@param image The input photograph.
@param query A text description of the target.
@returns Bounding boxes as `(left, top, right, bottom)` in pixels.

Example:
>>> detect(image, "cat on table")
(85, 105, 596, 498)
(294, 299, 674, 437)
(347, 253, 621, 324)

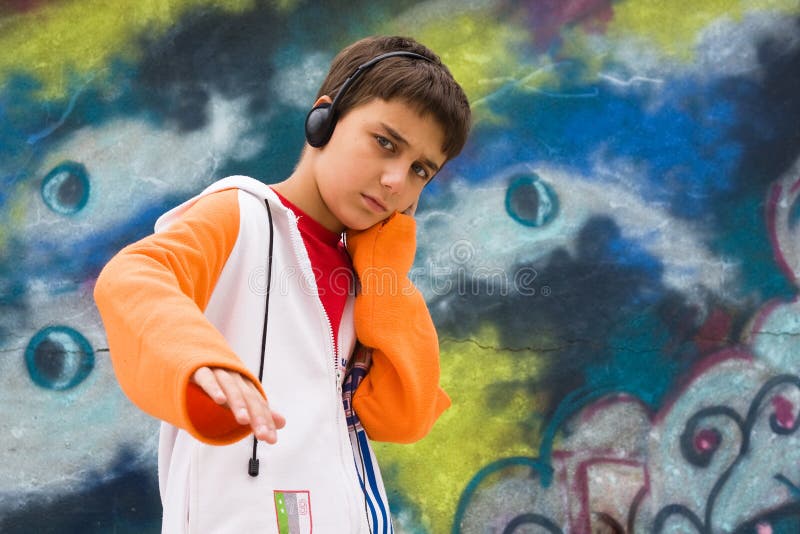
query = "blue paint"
(26, 74, 94, 145)
(789, 193, 800, 231)
(505, 172, 559, 227)
(0, 238, 28, 347)
(19, 196, 181, 289)
(0, 7, 796, 532)
(569, 215, 665, 287)
(530, 226, 678, 472)
(775, 474, 800, 498)
(25, 326, 94, 390)
(215, 106, 307, 184)
(709, 194, 794, 302)
(0, 62, 144, 212)
(452, 456, 553, 534)
(0, 447, 161, 533)
(40, 161, 90, 215)
(570, 233, 676, 395)
(450, 71, 745, 222)
(0, 76, 46, 210)
(535, 385, 620, 487)
(592, 311, 682, 407)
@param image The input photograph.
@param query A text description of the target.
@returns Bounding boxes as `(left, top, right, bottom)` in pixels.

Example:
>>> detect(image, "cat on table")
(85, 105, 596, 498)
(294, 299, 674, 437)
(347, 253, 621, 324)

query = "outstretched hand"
(191, 366, 286, 443)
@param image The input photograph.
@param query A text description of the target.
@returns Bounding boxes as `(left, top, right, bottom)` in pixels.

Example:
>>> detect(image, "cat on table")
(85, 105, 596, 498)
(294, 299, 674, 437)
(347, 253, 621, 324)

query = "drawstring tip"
(248, 457, 260, 477)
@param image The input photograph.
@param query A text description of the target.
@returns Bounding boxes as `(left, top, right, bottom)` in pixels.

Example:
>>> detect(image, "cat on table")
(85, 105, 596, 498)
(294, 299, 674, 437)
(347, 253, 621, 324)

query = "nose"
(380, 164, 406, 194)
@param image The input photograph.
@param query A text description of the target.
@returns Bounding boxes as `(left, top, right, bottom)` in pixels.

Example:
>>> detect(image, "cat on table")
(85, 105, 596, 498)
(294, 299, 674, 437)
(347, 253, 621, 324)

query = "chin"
(342, 213, 384, 231)
(345, 220, 377, 231)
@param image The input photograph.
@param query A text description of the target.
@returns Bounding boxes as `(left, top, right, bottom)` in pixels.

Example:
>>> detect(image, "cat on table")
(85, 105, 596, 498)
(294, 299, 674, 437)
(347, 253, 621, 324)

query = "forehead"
(347, 98, 447, 162)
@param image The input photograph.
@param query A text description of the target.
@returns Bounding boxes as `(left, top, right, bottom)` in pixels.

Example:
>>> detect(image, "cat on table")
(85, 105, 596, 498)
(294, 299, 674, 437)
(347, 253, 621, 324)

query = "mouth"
(361, 193, 388, 213)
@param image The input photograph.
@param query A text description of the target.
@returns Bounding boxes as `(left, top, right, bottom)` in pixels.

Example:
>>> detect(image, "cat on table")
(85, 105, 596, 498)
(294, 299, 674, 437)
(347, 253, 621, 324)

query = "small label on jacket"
(274, 490, 312, 533)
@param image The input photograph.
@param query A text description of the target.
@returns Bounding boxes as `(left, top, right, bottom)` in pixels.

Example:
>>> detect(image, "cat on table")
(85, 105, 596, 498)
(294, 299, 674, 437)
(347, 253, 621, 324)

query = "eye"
(412, 163, 429, 179)
(41, 161, 90, 215)
(25, 326, 95, 390)
(505, 172, 559, 227)
(375, 135, 394, 151)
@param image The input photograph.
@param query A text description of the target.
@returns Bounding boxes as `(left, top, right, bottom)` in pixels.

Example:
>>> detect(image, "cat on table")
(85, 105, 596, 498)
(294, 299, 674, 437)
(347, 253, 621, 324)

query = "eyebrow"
(380, 122, 441, 174)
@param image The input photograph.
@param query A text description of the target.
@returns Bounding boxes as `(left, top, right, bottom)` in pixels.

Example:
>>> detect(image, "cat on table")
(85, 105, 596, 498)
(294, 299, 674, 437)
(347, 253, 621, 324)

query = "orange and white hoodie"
(93, 175, 450, 533)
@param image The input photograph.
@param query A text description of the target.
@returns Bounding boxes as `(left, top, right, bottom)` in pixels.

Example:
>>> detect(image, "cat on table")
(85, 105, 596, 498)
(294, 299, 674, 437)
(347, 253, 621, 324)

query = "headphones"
(304, 51, 433, 148)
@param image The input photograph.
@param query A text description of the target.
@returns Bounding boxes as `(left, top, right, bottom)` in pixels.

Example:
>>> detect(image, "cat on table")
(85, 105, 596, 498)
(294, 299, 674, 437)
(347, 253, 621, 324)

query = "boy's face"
(311, 98, 447, 231)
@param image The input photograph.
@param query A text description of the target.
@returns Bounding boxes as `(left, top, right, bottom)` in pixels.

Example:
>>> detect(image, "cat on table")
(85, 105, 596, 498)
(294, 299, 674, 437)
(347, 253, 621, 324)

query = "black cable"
(249, 198, 275, 477)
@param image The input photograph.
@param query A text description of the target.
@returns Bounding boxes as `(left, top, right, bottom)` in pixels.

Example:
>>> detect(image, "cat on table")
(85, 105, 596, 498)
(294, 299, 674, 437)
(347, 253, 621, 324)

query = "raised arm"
(346, 212, 451, 443)
(94, 189, 281, 445)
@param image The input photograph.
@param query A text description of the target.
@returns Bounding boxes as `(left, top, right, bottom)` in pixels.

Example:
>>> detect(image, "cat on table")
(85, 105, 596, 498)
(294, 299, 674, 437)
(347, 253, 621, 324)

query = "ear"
(313, 95, 333, 108)
(305, 94, 336, 148)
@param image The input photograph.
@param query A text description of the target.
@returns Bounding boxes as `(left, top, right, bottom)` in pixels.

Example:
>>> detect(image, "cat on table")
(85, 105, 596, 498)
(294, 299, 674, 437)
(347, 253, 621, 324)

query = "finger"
(213, 369, 251, 426)
(248, 392, 284, 444)
(271, 410, 287, 429)
(191, 366, 227, 404)
(230, 374, 283, 443)
(238, 376, 277, 443)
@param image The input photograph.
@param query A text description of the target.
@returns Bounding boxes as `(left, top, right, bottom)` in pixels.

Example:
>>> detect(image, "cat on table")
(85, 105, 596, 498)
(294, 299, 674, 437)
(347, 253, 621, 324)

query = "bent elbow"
(367, 415, 433, 444)
(355, 392, 449, 443)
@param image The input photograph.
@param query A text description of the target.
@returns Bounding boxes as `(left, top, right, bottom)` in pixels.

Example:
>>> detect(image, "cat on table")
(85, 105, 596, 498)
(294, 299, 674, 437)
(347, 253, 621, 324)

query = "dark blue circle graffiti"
(25, 326, 95, 390)
(40, 161, 90, 215)
(505, 173, 558, 227)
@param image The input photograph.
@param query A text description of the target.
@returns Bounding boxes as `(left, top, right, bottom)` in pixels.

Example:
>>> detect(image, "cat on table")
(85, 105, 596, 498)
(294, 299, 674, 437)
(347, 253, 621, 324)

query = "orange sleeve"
(93, 188, 265, 445)
(346, 213, 451, 443)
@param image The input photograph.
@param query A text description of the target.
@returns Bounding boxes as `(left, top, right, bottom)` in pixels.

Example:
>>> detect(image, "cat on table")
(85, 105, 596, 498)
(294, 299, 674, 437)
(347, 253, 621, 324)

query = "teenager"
(94, 35, 471, 533)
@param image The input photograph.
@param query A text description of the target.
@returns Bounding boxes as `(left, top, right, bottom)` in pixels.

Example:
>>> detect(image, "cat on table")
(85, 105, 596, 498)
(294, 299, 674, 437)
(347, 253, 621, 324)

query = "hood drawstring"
(249, 198, 275, 477)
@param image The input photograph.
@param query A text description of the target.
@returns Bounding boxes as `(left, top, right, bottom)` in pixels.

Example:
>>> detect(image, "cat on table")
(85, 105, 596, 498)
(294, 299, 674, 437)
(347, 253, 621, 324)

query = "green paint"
(274, 492, 290, 533)
(373, 325, 545, 532)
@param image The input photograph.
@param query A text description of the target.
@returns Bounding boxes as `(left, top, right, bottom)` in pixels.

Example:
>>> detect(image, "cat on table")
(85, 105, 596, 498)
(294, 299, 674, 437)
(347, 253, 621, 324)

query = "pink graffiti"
(519, 0, 614, 49)
(694, 428, 720, 452)
(772, 395, 796, 430)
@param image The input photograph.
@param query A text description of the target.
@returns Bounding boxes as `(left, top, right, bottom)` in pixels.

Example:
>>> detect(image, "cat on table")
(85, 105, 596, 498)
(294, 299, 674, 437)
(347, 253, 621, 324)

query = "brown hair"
(316, 35, 471, 162)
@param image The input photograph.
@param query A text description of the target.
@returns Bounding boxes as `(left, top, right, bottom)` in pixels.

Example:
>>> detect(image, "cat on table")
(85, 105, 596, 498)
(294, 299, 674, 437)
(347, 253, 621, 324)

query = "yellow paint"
(608, 0, 800, 61)
(0, 223, 7, 255)
(271, 0, 300, 13)
(0, 183, 29, 253)
(373, 325, 546, 533)
(385, 11, 530, 107)
(0, 0, 257, 99)
(558, 26, 608, 83)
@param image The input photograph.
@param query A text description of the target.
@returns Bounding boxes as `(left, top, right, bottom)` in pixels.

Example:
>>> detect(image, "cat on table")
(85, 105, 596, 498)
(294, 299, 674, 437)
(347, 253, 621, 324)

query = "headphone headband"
(305, 51, 433, 148)
(329, 51, 431, 111)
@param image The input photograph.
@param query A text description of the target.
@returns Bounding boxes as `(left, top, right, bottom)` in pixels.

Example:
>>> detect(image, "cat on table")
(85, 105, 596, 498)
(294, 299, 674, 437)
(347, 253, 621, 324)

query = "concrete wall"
(1, 1, 799, 532)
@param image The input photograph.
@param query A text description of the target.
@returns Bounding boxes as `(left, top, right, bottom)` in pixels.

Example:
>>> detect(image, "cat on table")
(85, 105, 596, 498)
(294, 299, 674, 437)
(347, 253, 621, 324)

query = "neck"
(272, 157, 344, 234)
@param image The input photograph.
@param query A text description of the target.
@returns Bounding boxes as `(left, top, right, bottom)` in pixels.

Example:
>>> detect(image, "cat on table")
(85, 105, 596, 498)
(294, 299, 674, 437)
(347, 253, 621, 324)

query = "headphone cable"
(249, 198, 275, 477)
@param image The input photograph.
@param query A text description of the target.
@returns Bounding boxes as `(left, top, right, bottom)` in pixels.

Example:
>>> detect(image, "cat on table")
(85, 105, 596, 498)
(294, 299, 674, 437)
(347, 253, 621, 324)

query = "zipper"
(296, 234, 364, 528)
(320, 291, 368, 529)
(284, 214, 341, 383)
(315, 297, 341, 425)
(283, 204, 365, 529)
(322, 309, 341, 391)
(283, 210, 343, 399)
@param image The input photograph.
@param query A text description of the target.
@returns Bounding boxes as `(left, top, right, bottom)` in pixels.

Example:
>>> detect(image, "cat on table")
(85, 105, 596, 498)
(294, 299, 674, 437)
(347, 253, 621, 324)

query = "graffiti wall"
(2, 0, 800, 532)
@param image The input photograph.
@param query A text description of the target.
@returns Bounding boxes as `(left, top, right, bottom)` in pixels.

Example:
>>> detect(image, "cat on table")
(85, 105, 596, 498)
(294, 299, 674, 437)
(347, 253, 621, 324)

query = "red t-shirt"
(271, 189, 353, 353)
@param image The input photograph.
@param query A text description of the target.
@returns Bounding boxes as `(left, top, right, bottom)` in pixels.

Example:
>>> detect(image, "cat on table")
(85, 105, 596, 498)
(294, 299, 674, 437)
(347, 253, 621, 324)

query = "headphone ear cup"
(305, 103, 335, 148)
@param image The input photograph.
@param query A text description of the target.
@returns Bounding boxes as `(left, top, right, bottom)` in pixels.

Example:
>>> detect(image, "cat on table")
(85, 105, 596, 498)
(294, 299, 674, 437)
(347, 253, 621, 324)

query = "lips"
(361, 193, 388, 213)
